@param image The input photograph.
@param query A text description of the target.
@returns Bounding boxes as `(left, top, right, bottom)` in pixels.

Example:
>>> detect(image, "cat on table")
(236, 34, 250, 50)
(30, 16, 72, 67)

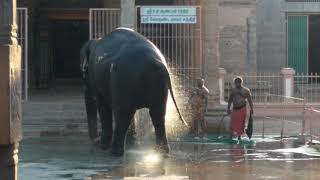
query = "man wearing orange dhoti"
(227, 76, 254, 141)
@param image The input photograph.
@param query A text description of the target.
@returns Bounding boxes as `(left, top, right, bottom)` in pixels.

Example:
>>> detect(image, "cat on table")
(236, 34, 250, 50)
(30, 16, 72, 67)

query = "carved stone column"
(218, 68, 227, 105)
(200, 0, 219, 105)
(120, 0, 135, 29)
(0, 0, 22, 179)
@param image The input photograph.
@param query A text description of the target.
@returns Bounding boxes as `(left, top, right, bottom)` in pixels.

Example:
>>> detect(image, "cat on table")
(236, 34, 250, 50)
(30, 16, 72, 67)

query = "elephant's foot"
(155, 144, 169, 156)
(92, 136, 111, 150)
(92, 136, 101, 145)
(90, 131, 102, 145)
(100, 142, 112, 151)
(98, 133, 112, 150)
(99, 143, 110, 150)
(109, 147, 124, 157)
(126, 137, 135, 149)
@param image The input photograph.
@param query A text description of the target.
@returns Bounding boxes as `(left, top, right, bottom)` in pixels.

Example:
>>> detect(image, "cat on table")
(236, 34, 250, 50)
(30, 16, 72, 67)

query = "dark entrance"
(51, 20, 89, 78)
(309, 15, 320, 74)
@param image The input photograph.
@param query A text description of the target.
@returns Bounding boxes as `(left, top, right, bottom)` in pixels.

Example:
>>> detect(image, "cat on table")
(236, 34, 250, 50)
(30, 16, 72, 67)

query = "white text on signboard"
(141, 16, 197, 24)
(140, 7, 197, 24)
(141, 7, 196, 16)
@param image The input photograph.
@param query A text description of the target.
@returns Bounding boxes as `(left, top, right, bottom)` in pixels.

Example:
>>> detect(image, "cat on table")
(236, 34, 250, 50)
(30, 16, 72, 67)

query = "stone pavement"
(19, 134, 320, 180)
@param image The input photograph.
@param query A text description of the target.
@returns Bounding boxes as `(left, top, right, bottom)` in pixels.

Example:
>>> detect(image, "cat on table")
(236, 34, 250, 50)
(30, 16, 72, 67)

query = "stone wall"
(136, 0, 173, 5)
(218, 0, 256, 74)
(102, 0, 120, 8)
(256, 0, 286, 73)
(219, 26, 247, 74)
(173, 0, 199, 5)
(247, 17, 257, 74)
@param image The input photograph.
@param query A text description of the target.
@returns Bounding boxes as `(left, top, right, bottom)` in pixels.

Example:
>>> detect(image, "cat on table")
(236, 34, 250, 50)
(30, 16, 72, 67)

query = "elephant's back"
(96, 29, 166, 65)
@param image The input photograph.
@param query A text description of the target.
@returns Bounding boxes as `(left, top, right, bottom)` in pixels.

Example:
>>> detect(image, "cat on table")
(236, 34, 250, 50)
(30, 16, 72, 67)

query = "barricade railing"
(260, 93, 305, 139)
(295, 72, 320, 104)
(304, 107, 320, 144)
(224, 73, 283, 104)
(219, 68, 320, 104)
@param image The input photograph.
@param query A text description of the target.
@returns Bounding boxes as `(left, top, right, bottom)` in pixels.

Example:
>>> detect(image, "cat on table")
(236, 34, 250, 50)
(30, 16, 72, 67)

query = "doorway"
(309, 15, 320, 74)
(287, 15, 320, 74)
(51, 20, 89, 78)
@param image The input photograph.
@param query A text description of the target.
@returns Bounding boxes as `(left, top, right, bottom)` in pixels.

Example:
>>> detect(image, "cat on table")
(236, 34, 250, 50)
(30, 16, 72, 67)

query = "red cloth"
(230, 106, 247, 135)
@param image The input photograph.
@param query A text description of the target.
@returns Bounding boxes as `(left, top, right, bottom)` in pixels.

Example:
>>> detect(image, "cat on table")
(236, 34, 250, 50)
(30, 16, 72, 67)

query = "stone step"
(22, 101, 87, 118)
(23, 113, 86, 118)
(23, 111, 86, 117)
(205, 114, 231, 134)
(22, 104, 85, 112)
(23, 106, 86, 113)
(206, 105, 228, 117)
(22, 118, 86, 125)
(22, 120, 89, 135)
(22, 118, 90, 126)
(23, 124, 88, 130)
(206, 110, 227, 116)
(22, 100, 89, 135)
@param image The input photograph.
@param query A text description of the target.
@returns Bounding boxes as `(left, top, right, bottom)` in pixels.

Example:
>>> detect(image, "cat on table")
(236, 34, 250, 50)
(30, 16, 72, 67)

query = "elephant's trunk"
(168, 79, 190, 128)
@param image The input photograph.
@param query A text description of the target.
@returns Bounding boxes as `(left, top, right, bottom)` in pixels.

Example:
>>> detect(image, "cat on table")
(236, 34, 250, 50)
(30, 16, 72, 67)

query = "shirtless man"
(227, 76, 253, 140)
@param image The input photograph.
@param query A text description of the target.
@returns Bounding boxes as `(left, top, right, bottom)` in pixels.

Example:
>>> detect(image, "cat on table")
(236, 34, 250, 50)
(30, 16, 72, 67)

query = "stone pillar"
(0, 0, 22, 179)
(120, 0, 135, 29)
(218, 68, 227, 105)
(247, 17, 257, 75)
(200, 0, 219, 97)
(281, 68, 295, 99)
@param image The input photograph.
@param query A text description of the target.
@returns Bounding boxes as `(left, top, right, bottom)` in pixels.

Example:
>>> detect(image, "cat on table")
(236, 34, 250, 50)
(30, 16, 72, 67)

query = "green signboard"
(140, 7, 197, 24)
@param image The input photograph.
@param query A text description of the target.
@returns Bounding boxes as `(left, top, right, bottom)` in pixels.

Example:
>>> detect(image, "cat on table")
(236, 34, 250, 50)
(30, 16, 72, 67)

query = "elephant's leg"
(110, 109, 135, 156)
(84, 87, 98, 143)
(97, 99, 113, 149)
(149, 107, 169, 154)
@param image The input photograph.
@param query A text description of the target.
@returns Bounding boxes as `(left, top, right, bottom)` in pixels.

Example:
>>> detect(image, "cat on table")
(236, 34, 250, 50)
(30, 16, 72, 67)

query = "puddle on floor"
(19, 135, 320, 180)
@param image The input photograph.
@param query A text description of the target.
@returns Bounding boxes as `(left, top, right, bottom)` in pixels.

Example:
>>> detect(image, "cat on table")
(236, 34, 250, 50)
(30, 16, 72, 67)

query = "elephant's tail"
(168, 78, 190, 128)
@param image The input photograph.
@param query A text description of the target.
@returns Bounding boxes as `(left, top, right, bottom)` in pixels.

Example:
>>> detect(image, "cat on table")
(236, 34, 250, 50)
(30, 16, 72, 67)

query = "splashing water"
(142, 152, 162, 165)
(134, 71, 192, 145)
(165, 72, 191, 139)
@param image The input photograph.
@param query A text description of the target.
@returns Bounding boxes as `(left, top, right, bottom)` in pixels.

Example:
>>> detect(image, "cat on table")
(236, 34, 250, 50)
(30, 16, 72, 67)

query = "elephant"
(80, 27, 188, 156)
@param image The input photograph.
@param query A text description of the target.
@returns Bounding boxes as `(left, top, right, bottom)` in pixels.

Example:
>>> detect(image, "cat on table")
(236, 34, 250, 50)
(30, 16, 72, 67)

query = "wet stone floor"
(19, 135, 320, 180)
